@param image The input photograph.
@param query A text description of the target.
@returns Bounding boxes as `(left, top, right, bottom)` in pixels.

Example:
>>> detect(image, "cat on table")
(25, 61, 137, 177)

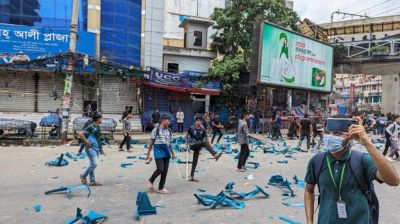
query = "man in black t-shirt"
(151, 108, 161, 127)
(211, 112, 224, 144)
(297, 114, 313, 150)
(187, 116, 222, 181)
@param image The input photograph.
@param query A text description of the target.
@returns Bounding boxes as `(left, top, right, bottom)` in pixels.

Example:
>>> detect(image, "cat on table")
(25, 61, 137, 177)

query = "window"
(193, 31, 202, 47)
(167, 63, 179, 73)
(372, 85, 376, 90)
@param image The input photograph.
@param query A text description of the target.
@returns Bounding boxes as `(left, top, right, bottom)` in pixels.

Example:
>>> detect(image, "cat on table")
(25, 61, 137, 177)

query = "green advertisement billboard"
(259, 22, 333, 92)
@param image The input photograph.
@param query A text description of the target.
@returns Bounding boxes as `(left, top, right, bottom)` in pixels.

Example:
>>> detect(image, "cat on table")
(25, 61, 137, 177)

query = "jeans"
(298, 132, 311, 149)
(237, 144, 250, 169)
(149, 157, 170, 190)
(211, 129, 223, 143)
(312, 132, 324, 149)
(177, 123, 184, 133)
(82, 148, 98, 182)
(190, 141, 216, 177)
(388, 138, 400, 159)
(119, 134, 131, 150)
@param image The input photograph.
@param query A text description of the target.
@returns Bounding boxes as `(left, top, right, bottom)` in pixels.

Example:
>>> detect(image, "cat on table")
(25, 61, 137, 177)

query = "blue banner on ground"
(0, 24, 95, 64)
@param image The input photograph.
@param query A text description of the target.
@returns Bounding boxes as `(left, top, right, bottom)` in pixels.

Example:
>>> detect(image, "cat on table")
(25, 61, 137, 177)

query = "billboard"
(258, 22, 333, 92)
(0, 24, 95, 64)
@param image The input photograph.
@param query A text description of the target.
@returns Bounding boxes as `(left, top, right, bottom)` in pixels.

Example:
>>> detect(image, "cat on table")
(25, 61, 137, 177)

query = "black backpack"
(313, 151, 379, 224)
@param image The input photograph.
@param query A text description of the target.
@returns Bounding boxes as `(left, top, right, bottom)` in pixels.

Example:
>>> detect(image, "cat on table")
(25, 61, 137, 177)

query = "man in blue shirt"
(146, 115, 176, 194)
(79, 113, 105, 186)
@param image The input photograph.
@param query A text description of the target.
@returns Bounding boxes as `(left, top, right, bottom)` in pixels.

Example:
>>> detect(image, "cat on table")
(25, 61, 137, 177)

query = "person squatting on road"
(186, 116, 222, 182)
(237, 112, 251, 172)
(146, 115, 176, 194)
(304, 117, 399, 224)
(79, 112, 105, 186)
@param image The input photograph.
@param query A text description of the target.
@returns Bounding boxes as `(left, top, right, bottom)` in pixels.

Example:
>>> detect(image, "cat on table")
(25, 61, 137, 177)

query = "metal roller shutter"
(0, 73, 35, 112)
(100, 76, 139, 114)
(70, 75, 85, 114)
(143, 86, 169, 112)
(37, 74, 64, 113)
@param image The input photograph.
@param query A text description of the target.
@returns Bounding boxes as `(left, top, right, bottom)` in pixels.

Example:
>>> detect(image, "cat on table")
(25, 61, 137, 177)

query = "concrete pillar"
(382, 74, 400, 114)
(87, 0, 101, 58)
(287, 89, 292, 112)
(205, 95, 210, 113)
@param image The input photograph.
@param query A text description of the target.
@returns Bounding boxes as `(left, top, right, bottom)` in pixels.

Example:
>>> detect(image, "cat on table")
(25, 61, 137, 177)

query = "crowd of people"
(73, 108, 400, 223)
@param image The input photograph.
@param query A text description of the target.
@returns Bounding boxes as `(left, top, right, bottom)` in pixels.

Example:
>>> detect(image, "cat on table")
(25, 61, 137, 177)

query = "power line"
(372, 6, 400, 17)
(353, 0, 392, 15)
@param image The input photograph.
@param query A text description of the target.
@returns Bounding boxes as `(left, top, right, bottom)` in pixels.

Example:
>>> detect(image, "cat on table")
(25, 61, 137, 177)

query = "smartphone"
(326, 118, 358, 132)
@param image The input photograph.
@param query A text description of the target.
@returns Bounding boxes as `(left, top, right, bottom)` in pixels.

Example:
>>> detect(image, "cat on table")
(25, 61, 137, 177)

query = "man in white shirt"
(176, 107, 185, 134)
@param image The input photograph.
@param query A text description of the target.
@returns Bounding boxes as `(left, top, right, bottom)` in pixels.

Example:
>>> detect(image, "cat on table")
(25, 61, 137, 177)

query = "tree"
(209, 0, 299, 92)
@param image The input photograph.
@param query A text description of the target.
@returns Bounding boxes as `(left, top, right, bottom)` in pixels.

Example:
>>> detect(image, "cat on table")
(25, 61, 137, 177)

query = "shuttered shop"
(37, 74, 64, 112)
(100, 76, 139, 114)
(0, 73, 35, 112)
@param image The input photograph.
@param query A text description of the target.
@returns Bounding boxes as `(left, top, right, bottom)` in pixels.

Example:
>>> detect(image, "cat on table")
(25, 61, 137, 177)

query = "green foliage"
(209, 0, 299, 91)
(370, 45, 387, 52)
(333, 44, 347, 65)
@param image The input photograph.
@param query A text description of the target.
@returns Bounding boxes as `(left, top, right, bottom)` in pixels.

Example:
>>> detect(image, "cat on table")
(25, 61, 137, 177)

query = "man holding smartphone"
(304, 117, 399, 224)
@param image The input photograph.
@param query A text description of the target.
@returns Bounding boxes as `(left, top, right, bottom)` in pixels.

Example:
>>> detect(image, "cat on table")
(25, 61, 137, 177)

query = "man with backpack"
(146, 115, 176, 194)
(304, 117, 399, 224)
(186, 116, 222, 182)
(384, 115, 400, 162)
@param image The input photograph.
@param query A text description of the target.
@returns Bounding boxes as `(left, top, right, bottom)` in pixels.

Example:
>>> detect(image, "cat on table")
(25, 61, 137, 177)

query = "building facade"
(0, 0, 143, 130)
(333, 74, 382, 112)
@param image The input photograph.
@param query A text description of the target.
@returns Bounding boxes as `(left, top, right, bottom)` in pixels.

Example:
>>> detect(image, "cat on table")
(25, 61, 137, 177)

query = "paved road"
(0, 136, 399, 224)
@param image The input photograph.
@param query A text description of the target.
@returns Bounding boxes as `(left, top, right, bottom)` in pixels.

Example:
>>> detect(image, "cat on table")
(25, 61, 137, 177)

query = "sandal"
(80, 175, 87, 184)
(214, 152, 222, 161)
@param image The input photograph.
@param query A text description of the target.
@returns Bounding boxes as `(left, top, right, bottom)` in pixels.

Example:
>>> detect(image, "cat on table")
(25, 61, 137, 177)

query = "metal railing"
(334, 38, 400, 58)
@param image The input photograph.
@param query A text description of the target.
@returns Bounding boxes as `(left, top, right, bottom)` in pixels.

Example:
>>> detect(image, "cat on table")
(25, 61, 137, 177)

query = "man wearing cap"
(79, 112, 105, 186)
(146, 115, 176, 194)
(186, 116, 222, 182)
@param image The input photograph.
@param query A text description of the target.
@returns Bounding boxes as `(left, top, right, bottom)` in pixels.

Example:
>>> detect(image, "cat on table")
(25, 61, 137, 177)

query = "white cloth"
(176, 111, 184, 123)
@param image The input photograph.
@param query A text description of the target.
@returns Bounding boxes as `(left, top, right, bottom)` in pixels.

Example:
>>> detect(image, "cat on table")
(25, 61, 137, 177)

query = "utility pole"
(61, 0, 79, 142)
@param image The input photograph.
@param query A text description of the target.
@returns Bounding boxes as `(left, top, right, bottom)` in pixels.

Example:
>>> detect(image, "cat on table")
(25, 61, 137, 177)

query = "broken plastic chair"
(268, 175, 295, 197)
(121, 162, 133, 168)
(194, 191, 245, 209)
(230, 185, 270, 199)
(277, 159, 288, 164)
(46, 153, 69, 167)
(172, 136, 186, 144)
(293, 175, 305, 188)
(225, 181, 235, 193)
(171, 158, 192, 164)
(64, 207, 107, 224)
(278, 215, 301, 224)
(245, 162, 260, 169)
(33, 204, 42, 212)
(65, 152, 78, 161)
(135, 192, 158, 220)
(282, 202, 305, 207)
(45, 184, 91, 199)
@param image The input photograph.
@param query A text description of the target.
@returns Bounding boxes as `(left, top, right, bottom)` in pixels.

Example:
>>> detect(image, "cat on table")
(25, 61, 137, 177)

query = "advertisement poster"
(259, 23, 333, 92)
(0, 24, 95, 64)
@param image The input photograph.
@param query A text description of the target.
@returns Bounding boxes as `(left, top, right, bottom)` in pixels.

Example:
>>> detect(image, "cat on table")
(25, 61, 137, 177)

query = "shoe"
(147, 181, 155, 193)
(188, 177, 199, 182)
(118, 148, 124, 152)
(387, 157, 394, 162)
(127, 149, 132, 153)
(80, 174, 87, 184)
(89, 181, 102, 186)
(237, 168, 246, 172)
(214, 152, 222, 161)
(157, 188, 171, 194)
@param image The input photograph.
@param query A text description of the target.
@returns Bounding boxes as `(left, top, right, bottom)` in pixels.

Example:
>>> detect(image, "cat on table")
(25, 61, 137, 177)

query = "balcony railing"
(334, 38, 400, 59)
